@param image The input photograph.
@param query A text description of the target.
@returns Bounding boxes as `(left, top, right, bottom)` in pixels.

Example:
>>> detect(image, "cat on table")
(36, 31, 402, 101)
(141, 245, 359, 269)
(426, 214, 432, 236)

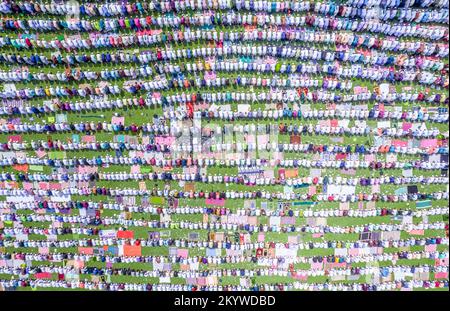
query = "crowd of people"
(0, 0, 448, 292)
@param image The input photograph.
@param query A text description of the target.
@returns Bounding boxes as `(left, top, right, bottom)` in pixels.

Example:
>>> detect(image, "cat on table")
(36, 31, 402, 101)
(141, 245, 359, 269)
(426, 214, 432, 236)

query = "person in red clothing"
(25, 37, 32, 48)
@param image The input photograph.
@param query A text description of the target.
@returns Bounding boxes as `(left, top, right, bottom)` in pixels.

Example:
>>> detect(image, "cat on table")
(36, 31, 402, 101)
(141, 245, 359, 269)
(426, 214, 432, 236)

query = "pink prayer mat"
(205, 198, 225, 206)
(420, 139, 438, 148)
(111, 116, 125, 125)
(435, 272, 448, 279)
(176, 249, 189, 259)
(425, 244, 437, 252)
(392, 140, 408, 147)
(409, 229, 424, 235)
(155, 136, 176, 145)
(402, 122, 412, 131)
(35, 272, 52, 279)
(82, 135, 96, 143)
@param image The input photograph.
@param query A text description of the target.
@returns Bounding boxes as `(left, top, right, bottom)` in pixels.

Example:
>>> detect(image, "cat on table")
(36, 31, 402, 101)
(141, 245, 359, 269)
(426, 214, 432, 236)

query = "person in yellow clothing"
(275, 62, 281, 72)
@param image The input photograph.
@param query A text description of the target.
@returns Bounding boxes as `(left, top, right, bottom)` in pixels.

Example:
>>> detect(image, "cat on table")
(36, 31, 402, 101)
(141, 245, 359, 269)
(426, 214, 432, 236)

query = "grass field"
(0, 1, 448, 291)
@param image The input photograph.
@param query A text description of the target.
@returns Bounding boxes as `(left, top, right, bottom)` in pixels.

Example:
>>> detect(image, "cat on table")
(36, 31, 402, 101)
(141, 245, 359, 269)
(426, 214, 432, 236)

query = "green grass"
(0, 3, 448, 292)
